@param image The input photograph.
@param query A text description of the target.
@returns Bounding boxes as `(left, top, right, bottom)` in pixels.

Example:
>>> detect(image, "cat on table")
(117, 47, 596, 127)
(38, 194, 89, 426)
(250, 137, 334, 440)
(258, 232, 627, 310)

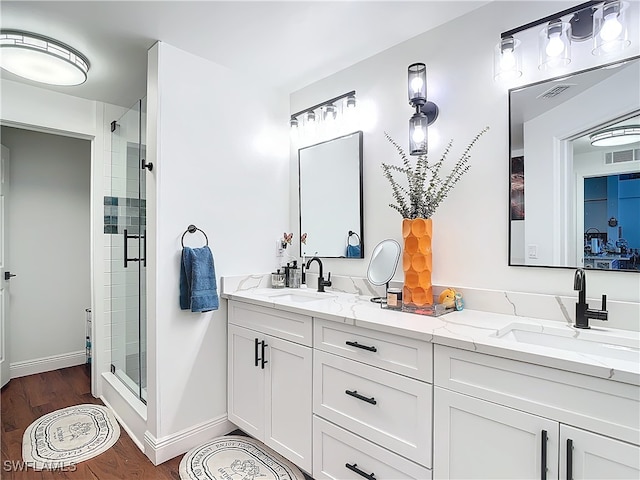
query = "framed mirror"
(509, 56, 640, 272)
(299, 131, 364, 258)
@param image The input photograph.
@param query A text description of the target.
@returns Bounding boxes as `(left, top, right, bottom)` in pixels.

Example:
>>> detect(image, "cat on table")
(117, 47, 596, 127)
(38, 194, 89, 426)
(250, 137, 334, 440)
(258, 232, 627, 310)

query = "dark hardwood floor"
(1, 365, 181, 479)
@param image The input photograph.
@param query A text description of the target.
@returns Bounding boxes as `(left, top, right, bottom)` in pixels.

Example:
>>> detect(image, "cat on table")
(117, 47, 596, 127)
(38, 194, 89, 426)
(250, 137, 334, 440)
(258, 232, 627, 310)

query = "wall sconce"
(0, 30, 90, 85)
(407, 63, 438, 156)
(290, 90, 356, 141)
(493, 1, 632, 80)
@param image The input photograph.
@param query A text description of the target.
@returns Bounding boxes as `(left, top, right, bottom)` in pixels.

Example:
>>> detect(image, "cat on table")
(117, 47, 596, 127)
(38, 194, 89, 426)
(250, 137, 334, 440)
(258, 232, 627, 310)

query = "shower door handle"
(142, 230, 147, 267)
(124, 229, 141, 268)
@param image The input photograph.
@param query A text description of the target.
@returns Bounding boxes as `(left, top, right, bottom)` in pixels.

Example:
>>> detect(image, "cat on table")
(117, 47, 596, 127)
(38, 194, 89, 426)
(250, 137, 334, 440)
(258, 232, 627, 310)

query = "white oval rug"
(179, 435, 306, 480)
(22, 404, 120, 470)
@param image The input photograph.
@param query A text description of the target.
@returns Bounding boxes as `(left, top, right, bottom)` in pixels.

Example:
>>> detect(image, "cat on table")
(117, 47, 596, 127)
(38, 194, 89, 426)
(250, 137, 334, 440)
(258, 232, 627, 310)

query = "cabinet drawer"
(314, 350, 432, 467)
(434, 345, 640, 446)
(314, 318, 432, 382)
(313, 416, 431, 480)
(228, 301, 312, 346)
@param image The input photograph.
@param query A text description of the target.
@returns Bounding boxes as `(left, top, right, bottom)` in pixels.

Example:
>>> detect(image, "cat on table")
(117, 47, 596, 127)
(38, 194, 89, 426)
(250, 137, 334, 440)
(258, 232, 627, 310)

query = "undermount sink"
(267, 290, 336, 304)
(494, 323, 640, 363)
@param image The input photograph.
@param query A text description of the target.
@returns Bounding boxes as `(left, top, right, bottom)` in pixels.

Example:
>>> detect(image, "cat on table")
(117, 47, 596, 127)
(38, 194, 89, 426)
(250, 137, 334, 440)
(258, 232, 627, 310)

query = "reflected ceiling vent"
(537, 84, 575, 99)
(604, 148, 640, 164)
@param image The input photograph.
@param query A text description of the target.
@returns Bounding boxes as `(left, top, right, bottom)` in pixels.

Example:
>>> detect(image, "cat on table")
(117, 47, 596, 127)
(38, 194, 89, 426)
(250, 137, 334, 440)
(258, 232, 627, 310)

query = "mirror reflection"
(509, 56, 640, 271)
(299, 131, 363, 258)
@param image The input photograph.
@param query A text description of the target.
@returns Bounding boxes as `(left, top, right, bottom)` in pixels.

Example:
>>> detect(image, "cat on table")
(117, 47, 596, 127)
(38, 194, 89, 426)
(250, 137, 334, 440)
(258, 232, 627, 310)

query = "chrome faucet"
(305, 256, 332, 293)
(573, 268, 608, 329)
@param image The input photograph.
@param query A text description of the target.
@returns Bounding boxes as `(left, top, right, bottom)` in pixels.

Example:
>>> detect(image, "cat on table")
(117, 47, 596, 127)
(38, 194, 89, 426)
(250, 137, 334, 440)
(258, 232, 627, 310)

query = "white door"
(433, 387, 559, 480)
(264, 335, 312, 473)
(561, 424, 640, 479)
(227, 324, 265, 439)
(1, 145, 11, 387)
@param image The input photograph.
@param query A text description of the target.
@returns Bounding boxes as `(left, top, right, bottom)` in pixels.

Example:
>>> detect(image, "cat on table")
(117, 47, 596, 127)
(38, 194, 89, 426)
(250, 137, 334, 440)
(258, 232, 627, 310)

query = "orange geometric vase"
(402, 218, 433, 308)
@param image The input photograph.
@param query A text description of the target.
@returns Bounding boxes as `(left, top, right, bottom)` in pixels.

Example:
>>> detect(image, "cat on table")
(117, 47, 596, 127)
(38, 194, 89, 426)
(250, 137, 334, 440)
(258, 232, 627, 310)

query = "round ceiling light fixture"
(590, 125, 640, 147)
(0, 30, 89, 86)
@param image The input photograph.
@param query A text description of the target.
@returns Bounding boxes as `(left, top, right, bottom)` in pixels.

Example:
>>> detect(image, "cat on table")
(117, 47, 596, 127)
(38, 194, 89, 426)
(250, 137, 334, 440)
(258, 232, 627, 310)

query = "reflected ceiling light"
(494, 1, 632, 81)
(407, 63, 438, 156)
(590, 125, 640, 146)
(0, 30, 90, 85)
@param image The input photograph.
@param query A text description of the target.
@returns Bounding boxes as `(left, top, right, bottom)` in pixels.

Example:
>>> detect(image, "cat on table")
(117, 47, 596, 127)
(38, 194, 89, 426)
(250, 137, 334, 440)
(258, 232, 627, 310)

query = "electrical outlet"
(527, 244, 538, 259)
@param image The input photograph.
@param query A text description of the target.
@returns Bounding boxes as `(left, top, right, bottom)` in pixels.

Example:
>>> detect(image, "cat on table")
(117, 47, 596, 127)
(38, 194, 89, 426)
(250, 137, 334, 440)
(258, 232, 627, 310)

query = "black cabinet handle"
(254, 338, 259, 367)
(345, 463, 376, 480)
(541, 429, 548, 480)
(346, 341, 377, 352)
(566, 438, 573, 480)
(261, 341, 268, 369)
(345, 390, 377, 405)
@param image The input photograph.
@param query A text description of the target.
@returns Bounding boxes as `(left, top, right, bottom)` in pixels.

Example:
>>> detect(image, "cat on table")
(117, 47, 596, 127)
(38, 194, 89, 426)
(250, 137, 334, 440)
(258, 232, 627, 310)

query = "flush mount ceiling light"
(590, 125, 640, 146)
(0, 30, 90, 86)
(493, 1, 632, 81)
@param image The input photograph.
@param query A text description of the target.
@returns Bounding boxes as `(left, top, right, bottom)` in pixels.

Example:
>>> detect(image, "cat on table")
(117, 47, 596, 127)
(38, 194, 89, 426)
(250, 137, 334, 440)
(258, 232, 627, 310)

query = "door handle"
(566, 438, 573, 480)
(541, 429, 548, 480)
(4, 272, 16, 280)
(260, 341, 268, 369)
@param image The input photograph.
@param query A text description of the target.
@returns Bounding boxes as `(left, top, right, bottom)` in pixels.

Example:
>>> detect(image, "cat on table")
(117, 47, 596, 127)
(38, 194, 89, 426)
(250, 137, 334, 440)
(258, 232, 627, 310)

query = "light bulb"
(412, 126, 426, 143)
(410, 76, 424, 94)
(500, 49, 516, 69)
(546, 34, 565, 57)
(600, 14, 623, 41)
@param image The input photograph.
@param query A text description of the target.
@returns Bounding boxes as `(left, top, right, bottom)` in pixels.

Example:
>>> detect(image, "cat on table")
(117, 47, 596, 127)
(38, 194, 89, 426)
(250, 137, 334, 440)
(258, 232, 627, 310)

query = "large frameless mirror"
(509, 56, 640, 272)
(299, 131, 364, 258)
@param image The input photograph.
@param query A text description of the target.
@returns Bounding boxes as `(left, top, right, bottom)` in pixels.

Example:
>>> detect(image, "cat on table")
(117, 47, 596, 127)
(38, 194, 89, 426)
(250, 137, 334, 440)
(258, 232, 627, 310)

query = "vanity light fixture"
(590, 124, 640, 146)
(0, 30, 90, 85)
(493, 1, 632, 81)
(289, 90, 356, 137)
(407, 63, 439, 156)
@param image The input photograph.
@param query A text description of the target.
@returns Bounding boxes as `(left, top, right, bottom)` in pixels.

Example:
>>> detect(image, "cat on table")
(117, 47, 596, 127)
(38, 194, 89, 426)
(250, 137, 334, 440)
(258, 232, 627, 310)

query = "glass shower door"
(109, 98, 147, 402)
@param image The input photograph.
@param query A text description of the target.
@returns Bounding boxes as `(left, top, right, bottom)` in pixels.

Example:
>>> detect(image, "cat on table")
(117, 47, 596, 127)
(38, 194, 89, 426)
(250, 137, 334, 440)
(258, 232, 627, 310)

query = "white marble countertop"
(221, 280, 640, 386)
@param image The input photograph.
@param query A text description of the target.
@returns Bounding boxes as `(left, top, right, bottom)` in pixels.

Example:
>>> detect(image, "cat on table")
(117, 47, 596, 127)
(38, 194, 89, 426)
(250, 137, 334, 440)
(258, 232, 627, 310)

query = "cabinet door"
(561, 425, 640, 479)
(264, 335, 313, 473)
(434, 387, 559, 480)
(228, 324, 265, 439)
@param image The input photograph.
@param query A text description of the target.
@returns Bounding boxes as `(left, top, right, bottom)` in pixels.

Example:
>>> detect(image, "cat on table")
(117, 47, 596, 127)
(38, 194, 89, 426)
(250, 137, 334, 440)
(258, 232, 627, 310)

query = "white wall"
(289, 1, 640, 303)
(1, 127, 90, 370)
(145, 42, 289, 457)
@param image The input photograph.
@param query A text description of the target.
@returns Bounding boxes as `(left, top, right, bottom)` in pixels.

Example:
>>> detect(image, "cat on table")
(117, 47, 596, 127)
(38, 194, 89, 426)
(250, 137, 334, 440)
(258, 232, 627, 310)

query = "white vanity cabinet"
(227, 302, 313, 473)
(312, 319, 433, 479)
(433, 345, 640, 480)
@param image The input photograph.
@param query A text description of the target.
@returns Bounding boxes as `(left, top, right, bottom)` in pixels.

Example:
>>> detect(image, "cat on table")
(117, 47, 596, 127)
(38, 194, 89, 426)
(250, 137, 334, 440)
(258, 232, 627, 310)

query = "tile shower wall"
(104, 141, 146, 378)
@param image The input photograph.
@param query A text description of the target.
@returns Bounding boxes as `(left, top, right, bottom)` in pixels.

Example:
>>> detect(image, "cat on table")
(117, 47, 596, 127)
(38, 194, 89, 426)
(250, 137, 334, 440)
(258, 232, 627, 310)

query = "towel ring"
(181, 224, 209, 247)
(347, 230, 361, 246)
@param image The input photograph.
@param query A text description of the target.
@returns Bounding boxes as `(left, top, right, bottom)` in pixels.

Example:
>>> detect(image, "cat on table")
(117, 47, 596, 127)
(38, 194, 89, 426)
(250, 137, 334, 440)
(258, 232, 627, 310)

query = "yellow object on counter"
(438, 288, 457, 308)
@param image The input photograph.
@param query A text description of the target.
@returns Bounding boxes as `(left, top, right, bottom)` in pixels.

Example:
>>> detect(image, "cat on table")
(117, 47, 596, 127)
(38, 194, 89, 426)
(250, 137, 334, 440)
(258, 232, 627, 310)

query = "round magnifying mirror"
(367, 239, 401, 303)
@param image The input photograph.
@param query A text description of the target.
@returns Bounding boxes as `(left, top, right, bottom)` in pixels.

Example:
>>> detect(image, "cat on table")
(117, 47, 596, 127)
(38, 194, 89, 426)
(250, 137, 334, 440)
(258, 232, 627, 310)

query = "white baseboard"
(144, 414, 236, 465)
(10, 350, 86, 378)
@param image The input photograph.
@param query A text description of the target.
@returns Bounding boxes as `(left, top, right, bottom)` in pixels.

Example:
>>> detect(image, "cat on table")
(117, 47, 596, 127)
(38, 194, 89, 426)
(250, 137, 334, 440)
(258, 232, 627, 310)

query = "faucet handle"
(601, 294, 607, 311)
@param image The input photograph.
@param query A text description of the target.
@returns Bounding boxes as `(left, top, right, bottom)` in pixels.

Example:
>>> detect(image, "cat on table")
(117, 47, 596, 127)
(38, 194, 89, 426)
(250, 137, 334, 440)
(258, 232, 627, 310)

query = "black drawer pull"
(345, 463, 376, 480)
(541, 429, 548, 480)
(566, 438, 573, 480)
(345, 390, 377, 405)
(346, 341, 377, 352)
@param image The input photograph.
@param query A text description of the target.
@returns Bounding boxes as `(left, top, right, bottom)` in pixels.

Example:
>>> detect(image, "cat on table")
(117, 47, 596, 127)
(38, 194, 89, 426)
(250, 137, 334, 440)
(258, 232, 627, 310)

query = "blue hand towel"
(180, 246, 219, 313)
(346, 244, 361, 258)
